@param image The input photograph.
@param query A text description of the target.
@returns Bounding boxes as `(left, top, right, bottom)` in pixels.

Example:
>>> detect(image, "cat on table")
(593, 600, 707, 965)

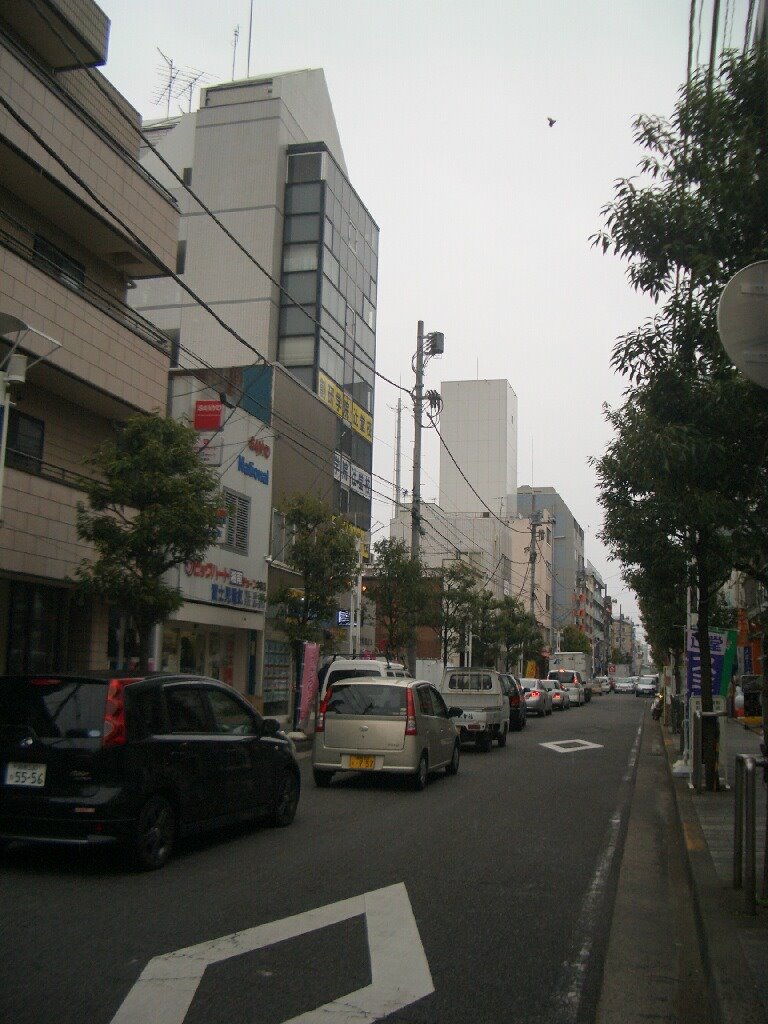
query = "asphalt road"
(0, 694, 650, 1024)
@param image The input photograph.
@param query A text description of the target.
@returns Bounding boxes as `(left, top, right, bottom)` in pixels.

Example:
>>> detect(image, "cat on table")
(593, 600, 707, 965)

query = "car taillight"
(405, 688, 417, 736)
(102, 678, 128, 748)
(529, 690, 540, 698)
(316, 687, 331, 733)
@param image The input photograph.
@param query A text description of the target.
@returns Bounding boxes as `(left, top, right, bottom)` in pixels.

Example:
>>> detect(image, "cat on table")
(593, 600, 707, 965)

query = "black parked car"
(500, 674, 527, 731)
(0, 673, 300, 869)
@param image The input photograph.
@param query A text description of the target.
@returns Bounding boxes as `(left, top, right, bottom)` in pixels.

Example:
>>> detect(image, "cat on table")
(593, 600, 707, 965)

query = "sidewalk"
(663, 716, 768, 1024)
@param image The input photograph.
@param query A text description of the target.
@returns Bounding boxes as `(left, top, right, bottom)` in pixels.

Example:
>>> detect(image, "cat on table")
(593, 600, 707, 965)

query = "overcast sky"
(100, 0, 752, 630)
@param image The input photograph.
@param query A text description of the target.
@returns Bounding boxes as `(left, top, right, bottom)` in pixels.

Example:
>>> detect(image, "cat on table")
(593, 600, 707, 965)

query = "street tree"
(433, 562, 479, 668)
(560, 624, 591, 655)
(366, 538, 426, 662)
(593, 48, 768, 787)
(496, 596, 543, 673)
(75, 412, 221, 671)
(271, 495, 359, 673)
(470, 589, 501, 667)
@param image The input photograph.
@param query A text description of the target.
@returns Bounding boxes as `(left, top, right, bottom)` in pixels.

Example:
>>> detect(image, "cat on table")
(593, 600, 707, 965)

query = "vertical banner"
(297, 642, 320, 732)
(686, 629, 737, 696)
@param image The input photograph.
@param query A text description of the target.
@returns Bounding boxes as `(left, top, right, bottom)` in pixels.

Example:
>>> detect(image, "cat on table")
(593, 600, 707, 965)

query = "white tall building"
(439, 380, 518, 517)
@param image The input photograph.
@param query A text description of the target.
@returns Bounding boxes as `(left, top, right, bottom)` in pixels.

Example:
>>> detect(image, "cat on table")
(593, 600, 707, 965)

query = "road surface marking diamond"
(110, 882, 433, 1024)
(540, 739, 604, 753)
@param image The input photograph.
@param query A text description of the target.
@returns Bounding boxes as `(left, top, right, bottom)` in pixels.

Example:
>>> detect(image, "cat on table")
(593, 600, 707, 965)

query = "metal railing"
(733, 753, 767, 915)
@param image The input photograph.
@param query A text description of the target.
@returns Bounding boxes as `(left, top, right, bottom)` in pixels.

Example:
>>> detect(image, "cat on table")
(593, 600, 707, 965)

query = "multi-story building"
(132, 69, 377, 538)
(0, 0, 178, 672)
(130, 69, 378, 719)
(439, 379, 518, 518)
(583, 561, 607, 672)
(517, 486, 585, 642)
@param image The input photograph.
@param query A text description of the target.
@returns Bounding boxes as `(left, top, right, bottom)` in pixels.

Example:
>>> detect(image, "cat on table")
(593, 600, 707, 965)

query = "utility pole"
(394, 390, 402, 513)
(528, 509, 542, 620)
(408, 321, 425, 678)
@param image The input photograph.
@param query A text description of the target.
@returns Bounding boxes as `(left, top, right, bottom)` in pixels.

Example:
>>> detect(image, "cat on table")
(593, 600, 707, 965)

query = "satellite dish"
(717, 260, 768, 389)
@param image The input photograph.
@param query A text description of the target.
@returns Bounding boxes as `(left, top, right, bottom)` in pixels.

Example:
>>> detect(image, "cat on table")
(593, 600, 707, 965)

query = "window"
(282, 271, 318, 305)
(283, 243, 318, 273)
(6, 410, 44, 474)
(285, 182, 322, 214)
(546, 595, 551, 611)
(284, 215, 321, 244)
(221, 488, 249, 554)
(288, 152, 322, 183)
(429, 687, 449, 717)
(279, 335, 315, 367)
(207, 688, 256, 734)
(279, 305, 316, 336)
(165, 688, 210, 733)
(129, 688, 166, 740)
(33, 235, 84, 291)
(182, 167, 192, 185)
(176, 240, 187, 275)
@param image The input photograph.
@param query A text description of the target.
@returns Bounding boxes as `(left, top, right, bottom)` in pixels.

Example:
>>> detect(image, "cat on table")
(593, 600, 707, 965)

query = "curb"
(661, 727, 768, 1024)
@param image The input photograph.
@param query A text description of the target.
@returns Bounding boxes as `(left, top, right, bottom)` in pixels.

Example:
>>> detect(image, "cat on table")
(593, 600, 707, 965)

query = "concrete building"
(517, 486, 585, 643)
(583, 561, 607, 673)
(0, 0, 178, 672)
(439, 380, 518, 518)
(509, 507, 555, 642)
(130, 71, 377, 718)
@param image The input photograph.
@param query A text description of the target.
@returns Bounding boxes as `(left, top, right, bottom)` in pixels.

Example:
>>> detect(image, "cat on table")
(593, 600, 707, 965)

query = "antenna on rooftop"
(153, 48, 178, 119)
(153, 51, 211, 117)
(231, 25, 240, 81)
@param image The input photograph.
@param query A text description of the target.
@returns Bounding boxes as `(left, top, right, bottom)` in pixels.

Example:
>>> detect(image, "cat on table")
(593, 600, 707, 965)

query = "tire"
(412, 753, 429, 790)
(131, 795, 176, 871)
(272, 769, 300, 826)
(497, 723, 508, 747)
(313, 769, 333, 788)
(446, 741, 460, 776)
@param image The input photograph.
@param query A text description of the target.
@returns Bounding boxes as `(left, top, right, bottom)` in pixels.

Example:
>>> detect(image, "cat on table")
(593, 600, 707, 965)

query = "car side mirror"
(261, 717, 281, 738)
(448, 706, 463, 718)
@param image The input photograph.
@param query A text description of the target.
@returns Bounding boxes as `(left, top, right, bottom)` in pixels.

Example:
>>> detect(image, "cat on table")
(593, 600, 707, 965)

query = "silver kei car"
(311, 677, 462, 790)
(521, 678, 553, 716)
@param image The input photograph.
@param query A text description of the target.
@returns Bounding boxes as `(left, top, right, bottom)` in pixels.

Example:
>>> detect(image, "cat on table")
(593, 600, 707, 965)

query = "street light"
(407, 320, 444, 676)
(0, 313, 62, 525)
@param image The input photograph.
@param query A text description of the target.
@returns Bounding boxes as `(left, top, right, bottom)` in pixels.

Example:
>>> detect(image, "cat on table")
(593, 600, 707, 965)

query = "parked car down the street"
(521, 678, 553, 717)
(0, 673, 300, 870)
(547, 669, 586, 706)
(544, 679, 570, 711)
(615, 677, 636, 694)
(312, 677, 462, 789)
(500, 674, 527, 731)
(635, 676, 658, 697)
(437, 668, 510, 750)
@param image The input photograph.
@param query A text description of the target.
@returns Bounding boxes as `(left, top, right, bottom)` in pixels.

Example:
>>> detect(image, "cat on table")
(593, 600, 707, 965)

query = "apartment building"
(0, 0, 177, 672)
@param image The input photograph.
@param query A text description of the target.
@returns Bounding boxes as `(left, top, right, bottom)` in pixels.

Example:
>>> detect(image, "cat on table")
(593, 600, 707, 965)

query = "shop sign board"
(686, 629, 737, 696)
(184, 561, 266, 611)
(318, 370, 373, 442)
(194, 432, 222, 466)
(194, 399, 222, 431)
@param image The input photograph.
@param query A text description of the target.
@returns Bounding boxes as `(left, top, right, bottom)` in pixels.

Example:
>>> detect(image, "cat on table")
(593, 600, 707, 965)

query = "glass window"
(326, 684, 406, 717)
(416, 686, 432, 715)
(287, 365, 314, 390)
(280, 335, 315, 366)
(283, 243, 318, 273)
(363, 298, 375, 331)
(6, 410, 44, 473)
(207, 688, 256, 734)
(129, 688, 166, 740)
(263, 639, 291, 716)
(282, 271, 317, 305)
(175, 240, 186, 275)
(324, 217, 334, 245)
(430, 687, 449, 716)
(33, 235, 85, 291)
(165, 688, 210, 733)
(323, 249, 340, 288)
(284, 215, 321, 243)
(279, 305, 316, 335)
(288, 152, 322, 182)
(285, 182, 322, 214)
(0, 676, 107, 738)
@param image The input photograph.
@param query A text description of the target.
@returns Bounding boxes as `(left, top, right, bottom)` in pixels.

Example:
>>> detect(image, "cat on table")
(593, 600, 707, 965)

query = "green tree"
(433, 562, 479, 668)
(561, 625, 591, 655)
(593, 48, 768, 787)
(470, 589, 501, 667)
(496, 596, 543, 672)
(271, 495, 359, 670)
(75, 412, 222, 671)
(367, 538, 426, 661)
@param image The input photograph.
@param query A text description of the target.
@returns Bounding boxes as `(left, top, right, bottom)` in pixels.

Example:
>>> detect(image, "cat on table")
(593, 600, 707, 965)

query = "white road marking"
(550, 719, 643, 1023)
(110, 882, 433, 1024)
(540, 739, 604, 753)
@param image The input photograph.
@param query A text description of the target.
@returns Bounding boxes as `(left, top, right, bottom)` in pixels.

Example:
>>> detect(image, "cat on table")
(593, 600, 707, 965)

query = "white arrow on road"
(110, 882, 433, 1024)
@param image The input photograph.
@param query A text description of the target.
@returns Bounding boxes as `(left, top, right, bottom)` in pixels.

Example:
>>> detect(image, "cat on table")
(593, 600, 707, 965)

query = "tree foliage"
(271, 495, 359, 651)
(560, 625, 591, 655)
(75, 413, 222, 670)
(366, 538, 426, 661)
(432, 562, 479, 668)
(496, 596, 544, 672)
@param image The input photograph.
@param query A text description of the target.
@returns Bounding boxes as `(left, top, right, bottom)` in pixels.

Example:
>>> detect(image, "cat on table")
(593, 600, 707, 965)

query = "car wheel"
(132, 795, 176, 871)
(412, 753, 429, 790)
(497, 723, 508, 747)
(272, 769, 300, 826)
(446, 741, 460, 776)
(313, 769, 333, 788)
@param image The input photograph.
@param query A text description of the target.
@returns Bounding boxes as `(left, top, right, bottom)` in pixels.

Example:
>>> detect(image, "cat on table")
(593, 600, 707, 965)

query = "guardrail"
(733, 753, 767, 915)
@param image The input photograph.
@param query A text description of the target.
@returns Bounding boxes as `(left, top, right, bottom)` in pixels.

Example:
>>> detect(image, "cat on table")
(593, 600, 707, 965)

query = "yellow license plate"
(349, 755, 375, 770)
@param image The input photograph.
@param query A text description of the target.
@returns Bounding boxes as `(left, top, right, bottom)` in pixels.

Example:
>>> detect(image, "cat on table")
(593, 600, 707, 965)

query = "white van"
(318, 657, 409, 698)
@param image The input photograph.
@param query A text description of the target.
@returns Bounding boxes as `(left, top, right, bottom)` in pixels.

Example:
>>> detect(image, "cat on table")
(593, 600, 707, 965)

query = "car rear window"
(0, 676, 110, 739)
(326, 684, 407, 716)
(327, 668, 383, 683)
(446, 672, 493, 691)
(551, 671, 576, 684)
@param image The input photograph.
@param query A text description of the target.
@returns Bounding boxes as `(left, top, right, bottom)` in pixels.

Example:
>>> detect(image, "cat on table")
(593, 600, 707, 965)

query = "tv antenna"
(153, 49, 212, 117)
(231, 25, 240, 81)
